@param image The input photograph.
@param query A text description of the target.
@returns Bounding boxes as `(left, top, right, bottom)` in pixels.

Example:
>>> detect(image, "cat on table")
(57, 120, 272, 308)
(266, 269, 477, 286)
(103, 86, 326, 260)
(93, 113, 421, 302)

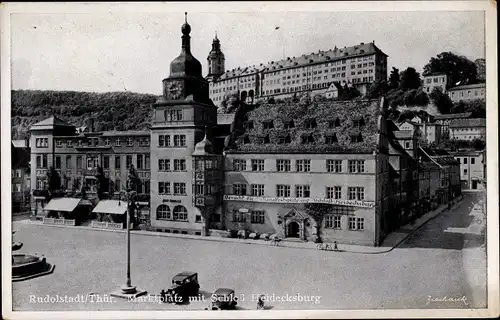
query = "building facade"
(423, 73, 447, 94)
(450, 150, 486, 190)
(434, 112, 473, 138)
(207, 40, 388, 107)
(12, 140, 31, 213)
(447, 83, 486, 103)
(449, 118, 486, 141)
(29, 117, 151, 218)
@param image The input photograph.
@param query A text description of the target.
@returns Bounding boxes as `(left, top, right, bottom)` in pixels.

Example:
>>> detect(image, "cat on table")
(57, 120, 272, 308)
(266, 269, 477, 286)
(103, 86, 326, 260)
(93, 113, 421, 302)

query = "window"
(115, 156, 121, 169)
(276, 184, 291, 197)
(233, 210, 246, 222)
(464, 169, 468, 175)
(103, 156, 110, 169)
(195, 215, 202, 223)
(144, 180, 150, 193)
(283, 120, 295, 129)
(233, 159, 247, 171)
(126, 155, 132, 169)
(295, 185, 310, 198)
(167, 110, 183, 121)
(463, 158, 468, 164)
(174, 159, 186, 171)
(304, 119, 317, 129)
(114, 138, 121, 147)
(296, 160, 311, 172)
(159, 135, 171, 147)
(348, 187, 365, 200)
(104, 138, 110, 146)
(127, 138, 133, 146)
(56, 140, 62, 148)
(277, 159, 291, 172)
(350, 134, 363, 143)
(244, 121, 254, 129)
(233, 184, 247, 196)
(115, 179, 121, 192)
(174, 135, 186, 147)
(36, 138, 49, 148)
(251, 159, 265, 171)
(173, 183, 186, 195)
(251, 184, 265, 196)
(157, 205, 171, 220)
(137, 154, 143, 169)
(65, 156, 72, 169)
(158, 159, 170, 171)
(325, 135, 337, 144)
(325, 215, 341, 229)
(251, 210, 265, 224)
(173, 206, 188, 221)
(348, 160, 365, 173)
(145, 155, 150, 169)
(347, 217, 364, 230)
(158, 182, 170, 195)
(55, 156, 61, 169)
(263, 120, 274, 129)
(327, 160, 342, 172)
(471, 158, 475, 164)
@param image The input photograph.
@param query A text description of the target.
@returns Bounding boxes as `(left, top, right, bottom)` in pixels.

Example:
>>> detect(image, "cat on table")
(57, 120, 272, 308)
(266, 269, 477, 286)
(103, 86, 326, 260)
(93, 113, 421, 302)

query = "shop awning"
(92, 200, 127, 215)
(43, 198, 82, 212)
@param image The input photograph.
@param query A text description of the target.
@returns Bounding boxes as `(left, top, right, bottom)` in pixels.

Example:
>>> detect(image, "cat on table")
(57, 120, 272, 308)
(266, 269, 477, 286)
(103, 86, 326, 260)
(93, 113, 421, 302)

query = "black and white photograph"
(1, 1, 498, 319)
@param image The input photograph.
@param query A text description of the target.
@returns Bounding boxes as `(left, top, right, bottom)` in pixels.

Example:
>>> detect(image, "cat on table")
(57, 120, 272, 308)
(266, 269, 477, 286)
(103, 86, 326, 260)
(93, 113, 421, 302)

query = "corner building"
(149, 15, 221, 235)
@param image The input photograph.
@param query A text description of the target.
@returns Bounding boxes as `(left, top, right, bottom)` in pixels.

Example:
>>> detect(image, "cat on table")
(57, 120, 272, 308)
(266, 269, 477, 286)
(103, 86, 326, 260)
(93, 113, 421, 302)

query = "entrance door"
(288, 221, 300, 238)
(472, 181, 478, 189)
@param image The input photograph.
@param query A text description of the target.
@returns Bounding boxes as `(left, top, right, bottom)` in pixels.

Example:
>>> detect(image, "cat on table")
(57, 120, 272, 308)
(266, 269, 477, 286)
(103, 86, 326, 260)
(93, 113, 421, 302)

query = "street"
(11, 193, 486, 311)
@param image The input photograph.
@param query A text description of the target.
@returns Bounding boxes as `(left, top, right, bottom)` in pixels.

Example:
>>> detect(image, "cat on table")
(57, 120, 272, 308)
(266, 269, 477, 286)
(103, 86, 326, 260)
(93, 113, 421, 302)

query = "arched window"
(157, 205, 170, 220)
(173, 206, 188, 221)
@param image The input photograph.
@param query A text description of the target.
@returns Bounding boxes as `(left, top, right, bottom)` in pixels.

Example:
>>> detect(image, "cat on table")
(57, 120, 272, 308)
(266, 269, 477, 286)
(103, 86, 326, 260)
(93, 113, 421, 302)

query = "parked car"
(165, 271, 200, 304)
(206, 288, 238, 310)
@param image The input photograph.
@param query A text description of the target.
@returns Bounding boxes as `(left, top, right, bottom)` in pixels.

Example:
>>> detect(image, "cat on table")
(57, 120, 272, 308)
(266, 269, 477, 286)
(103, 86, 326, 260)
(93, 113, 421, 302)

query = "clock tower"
(150, 13, 220, 235)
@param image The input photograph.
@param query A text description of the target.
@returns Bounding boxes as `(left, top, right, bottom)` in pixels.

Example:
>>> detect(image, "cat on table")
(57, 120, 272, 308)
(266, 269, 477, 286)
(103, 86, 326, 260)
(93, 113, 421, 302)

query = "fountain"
(12, 231, 55, 282)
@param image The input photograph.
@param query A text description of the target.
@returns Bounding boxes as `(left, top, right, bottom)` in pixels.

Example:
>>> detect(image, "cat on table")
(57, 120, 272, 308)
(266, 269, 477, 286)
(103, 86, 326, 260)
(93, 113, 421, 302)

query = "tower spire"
(185, 12, 187, 23)
(215, 30, 218, 40)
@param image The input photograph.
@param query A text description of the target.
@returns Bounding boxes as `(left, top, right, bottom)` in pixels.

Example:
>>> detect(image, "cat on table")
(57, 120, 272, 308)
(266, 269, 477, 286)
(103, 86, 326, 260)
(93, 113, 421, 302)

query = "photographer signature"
(426, 295, 469, 306)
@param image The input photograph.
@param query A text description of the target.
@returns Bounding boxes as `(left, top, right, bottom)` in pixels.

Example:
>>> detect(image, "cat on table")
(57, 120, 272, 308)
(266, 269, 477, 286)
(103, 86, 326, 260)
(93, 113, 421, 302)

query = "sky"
(10, 9, 485, 95)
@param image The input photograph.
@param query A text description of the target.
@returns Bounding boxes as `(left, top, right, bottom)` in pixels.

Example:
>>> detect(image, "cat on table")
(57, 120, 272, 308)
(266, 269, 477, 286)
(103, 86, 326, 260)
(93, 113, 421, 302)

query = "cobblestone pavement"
(11, 193, 484, 311)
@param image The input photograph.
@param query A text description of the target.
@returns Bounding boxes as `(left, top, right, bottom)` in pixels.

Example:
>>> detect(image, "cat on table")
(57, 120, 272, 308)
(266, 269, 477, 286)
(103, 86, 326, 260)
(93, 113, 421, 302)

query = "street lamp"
(111, 166, 147, 299)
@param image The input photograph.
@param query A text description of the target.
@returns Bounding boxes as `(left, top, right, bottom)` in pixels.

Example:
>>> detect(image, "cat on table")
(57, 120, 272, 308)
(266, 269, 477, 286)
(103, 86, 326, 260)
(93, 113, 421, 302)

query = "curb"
(16, 197, 465, 255)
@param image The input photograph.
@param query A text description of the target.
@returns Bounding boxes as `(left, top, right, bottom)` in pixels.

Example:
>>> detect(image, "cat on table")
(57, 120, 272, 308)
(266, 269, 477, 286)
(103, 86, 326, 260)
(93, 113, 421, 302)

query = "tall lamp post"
(111, 165, 147, 299)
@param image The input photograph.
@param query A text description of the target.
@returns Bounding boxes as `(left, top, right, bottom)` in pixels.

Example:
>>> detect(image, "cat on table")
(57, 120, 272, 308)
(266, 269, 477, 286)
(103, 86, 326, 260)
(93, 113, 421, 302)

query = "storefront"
(92, 200, 128, 226)
(43, 197, 93, 225)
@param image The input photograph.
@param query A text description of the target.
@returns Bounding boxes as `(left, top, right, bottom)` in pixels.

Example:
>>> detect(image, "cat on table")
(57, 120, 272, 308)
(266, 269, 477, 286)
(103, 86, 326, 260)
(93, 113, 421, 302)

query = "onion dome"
(192, 127, 214, 156)
(169, 12, 202, 78)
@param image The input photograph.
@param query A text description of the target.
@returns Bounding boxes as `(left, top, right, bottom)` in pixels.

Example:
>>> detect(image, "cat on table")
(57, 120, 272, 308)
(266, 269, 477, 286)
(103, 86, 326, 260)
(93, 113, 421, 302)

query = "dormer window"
(116, 138, 121, 147)
(244, 121, 254, 130)
(56, 140, 62, 148)
(278, 135, 291, 144)
(283, 120, 295, 129)
(263, 120, 274, 130)
(325, 134, 338, 144)
(104, 138, 110, 146)
(352, 117, 365, 128)
(301, 134, 315, 144)
(350, 133, 363, 143)
(263, 135, 270, 144)
(67, 140, 73, 148)
(304, 119, 317, 129)
(127, 138, 133, 146)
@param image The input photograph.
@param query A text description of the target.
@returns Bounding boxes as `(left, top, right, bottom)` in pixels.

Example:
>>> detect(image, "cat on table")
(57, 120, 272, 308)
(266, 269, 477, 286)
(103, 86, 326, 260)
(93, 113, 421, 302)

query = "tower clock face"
(167, 81, 183, 100)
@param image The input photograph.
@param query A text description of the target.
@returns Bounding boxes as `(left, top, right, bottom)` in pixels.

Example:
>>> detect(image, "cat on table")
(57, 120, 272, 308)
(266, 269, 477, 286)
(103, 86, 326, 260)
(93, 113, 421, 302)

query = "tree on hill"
(366, 80, 389, 98)
(423, 52, 478, 87)
(429, 87, 454, 114)
(451, 100, 486, 118)
(389, 67, 400, 89)
(46, 166, 62, 199)
(338, 84, 361, 100)
(399, 67, 422, 90)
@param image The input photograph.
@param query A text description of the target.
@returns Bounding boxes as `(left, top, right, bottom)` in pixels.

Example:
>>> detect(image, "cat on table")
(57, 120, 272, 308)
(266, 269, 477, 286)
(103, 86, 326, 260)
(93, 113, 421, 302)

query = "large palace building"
(27, 15, 460, 246)
(206, 36, 388, 106)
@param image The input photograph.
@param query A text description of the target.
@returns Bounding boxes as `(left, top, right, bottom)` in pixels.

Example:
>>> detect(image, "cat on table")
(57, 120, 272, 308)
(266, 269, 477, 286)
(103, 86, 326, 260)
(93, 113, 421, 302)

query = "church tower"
(206, 32, 225, 82)
(150, 13, 220, 235)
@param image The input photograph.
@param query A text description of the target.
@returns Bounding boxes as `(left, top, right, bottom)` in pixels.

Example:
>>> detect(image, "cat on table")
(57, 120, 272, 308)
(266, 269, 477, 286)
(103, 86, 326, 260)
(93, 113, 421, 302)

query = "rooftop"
(434, 112, 473, 120)
(216, 41, 386, 81)
(228, 98, 383, 154)
(217, 113, 236, 126)
(448, 83, 486, 91)
(30, 116, 74, 130)
(449, 118, 486, 128)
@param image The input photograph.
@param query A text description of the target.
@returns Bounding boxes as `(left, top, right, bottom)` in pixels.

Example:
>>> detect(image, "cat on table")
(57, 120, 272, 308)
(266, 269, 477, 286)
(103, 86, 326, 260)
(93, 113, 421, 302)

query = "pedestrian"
(333, 241, 338, 251)
(257, 294, 265, 310)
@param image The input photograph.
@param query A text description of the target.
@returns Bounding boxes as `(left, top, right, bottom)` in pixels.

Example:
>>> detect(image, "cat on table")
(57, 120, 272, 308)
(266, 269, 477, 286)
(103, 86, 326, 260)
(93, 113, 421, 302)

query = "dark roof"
(229, 98, 382, 154)
(420, 147, 459, 166)
(173, 271, 197, 279)
(448, 83, 486, 91)
(434, 112, 472, 120)
(30, 116, 75, 130)
(100, 130, 150, 137)
(449, 118, 486, 128)
(216, 42, 386, 80)
(11, 144, 30, 169)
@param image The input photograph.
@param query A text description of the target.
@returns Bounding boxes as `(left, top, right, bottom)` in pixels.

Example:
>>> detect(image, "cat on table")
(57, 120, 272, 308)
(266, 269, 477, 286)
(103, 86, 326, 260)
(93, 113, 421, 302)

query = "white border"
(1, 2, 498, 319)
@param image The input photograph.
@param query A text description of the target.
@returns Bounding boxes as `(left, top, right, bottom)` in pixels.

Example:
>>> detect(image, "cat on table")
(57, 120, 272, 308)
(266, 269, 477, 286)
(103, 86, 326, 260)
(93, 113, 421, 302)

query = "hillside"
(11, 90, 159, 139)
